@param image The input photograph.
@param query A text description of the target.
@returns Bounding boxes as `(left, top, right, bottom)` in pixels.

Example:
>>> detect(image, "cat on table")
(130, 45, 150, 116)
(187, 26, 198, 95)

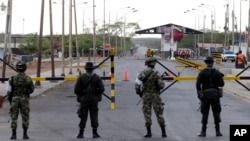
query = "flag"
(171, 25, 183, 42)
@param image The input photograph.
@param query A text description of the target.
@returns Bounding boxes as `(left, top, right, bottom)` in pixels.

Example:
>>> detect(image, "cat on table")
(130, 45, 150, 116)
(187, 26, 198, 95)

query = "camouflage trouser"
(78, 100, 99, 129)
(142, 93, 165, 127)
(10, 96, 30, 129)
(200, 98, 221, 125)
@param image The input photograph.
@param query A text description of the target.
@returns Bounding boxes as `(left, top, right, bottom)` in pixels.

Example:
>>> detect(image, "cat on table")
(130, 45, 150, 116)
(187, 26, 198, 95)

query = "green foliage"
(19, 34, 51, 57)
(18, 21, 140, 57)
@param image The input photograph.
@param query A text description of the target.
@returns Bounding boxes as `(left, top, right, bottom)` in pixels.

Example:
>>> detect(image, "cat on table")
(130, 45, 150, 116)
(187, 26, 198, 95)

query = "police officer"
(74, 62, 105, 138)
(196, 56, 224, 137)
(135, 57, 167, 138)
(7, 61, 34, 140)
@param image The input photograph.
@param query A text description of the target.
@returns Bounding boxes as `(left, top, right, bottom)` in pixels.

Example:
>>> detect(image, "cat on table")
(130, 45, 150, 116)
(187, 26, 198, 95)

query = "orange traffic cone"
(123, 70, 129, 81)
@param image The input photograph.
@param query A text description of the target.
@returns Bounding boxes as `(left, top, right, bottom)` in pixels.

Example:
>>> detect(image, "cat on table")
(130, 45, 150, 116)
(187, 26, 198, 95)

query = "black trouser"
(78, 100, 99, 129)
(200, 98, 221, 126)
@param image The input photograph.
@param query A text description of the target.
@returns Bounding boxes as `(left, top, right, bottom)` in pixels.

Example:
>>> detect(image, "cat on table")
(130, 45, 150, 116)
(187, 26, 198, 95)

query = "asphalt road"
(0, 55, 250, 141)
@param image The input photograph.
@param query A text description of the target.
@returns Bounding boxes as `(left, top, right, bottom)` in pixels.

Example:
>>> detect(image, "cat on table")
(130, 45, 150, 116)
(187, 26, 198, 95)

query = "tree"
(19, 33, 50, 57)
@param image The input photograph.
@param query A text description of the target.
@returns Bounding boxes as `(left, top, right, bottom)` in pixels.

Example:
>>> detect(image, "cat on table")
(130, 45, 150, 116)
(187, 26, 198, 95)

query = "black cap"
(85, 62, 95, 70)
(204, 56, 214, 63)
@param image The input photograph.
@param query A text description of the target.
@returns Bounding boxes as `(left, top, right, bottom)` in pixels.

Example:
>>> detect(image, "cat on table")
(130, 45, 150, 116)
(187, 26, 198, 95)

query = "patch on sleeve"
(135, 78, 142, 85)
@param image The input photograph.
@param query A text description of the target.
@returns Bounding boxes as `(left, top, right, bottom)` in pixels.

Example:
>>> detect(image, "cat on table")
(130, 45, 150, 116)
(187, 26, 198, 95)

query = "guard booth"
(135, 23, 203, 59)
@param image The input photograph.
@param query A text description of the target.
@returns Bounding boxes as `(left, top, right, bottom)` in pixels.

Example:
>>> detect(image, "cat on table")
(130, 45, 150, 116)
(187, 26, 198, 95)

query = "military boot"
(215, 124, 223, 136)
(198, 126, 206, 137)
(10, 129, 17, 140)
(23, 128, 29, 139)
(160, 125, 167, 138)
(76, 129, 84, 138)
(144, 126, 152, 138)
(93, 128, 100, 138)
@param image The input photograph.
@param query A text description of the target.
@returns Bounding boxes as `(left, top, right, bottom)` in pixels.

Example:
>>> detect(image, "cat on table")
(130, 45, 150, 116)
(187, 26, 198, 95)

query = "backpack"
(12, 74, 34, 96)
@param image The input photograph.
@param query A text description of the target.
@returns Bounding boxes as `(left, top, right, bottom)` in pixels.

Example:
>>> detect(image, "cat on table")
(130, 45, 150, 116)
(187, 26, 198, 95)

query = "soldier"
(196, 56, 224, 137)
(7, 61, 34, 140)
(74, 62, 105, 138)
(135, 57, 167, 138)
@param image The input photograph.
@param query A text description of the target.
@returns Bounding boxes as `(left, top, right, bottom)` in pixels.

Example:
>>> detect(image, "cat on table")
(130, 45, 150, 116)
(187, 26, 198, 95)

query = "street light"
(201, 3, 216, 48)
(0, 2, 7, 11)
(240, 0, 247, 49)
(82, 6, 95, 34)
(115, 6, 130, 56)
(123, 9, 137, 56)
(184, 10, 198, 57)
(193, 8, 206, 57)
(200, 4, 214, 55)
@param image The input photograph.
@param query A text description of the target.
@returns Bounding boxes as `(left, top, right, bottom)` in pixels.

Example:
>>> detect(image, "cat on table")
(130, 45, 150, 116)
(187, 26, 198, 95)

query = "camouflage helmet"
(16, 61, 27, 72)
(145, 57, 156, 66)
(204, 56, 214, 63)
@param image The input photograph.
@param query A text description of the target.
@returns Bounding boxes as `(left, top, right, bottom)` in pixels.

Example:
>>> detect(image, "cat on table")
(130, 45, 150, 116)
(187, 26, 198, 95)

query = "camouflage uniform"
(74, 62, 105, 138)
(9, 73, 34, 129)
(135, 57, 167, 138)
(7, 61, 34, 140)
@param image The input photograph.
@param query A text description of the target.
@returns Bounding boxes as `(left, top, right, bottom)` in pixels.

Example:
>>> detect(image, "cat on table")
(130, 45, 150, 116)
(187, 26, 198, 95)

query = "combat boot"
(76, 129, 84, 138)
(10, 129, 17, 140)
(215, 124, 223, 136)
(198, 126, 206, 137)
(23, 128, 29, 139)
(144, 126, 152, 138)
(160, 125, 167, 138)
(93, 128, 100, 138)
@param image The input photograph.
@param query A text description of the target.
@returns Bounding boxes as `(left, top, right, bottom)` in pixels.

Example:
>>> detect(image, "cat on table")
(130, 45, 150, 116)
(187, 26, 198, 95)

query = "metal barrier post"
(110, 48, 115, 110)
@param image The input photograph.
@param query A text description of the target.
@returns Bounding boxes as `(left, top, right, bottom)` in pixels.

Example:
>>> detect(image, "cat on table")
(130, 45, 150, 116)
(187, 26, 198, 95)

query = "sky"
(0, 0, 249, 38)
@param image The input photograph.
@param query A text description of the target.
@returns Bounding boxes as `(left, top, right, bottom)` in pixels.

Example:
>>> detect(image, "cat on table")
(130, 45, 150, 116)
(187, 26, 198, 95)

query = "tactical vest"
(142, 71, 161, 93)
(12, 73, 33, 96)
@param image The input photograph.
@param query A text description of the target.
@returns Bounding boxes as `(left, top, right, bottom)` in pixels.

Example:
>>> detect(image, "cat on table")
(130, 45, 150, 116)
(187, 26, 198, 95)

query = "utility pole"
(68, 0, 73, 74)
(224, 2, 229, 49)
(93, 0, 96, 62)
(49, 0, 55, 78)
(61, 0, 65, 76)
(103, 0, 105, 58)
(73, 0, 80, 71)
(35, 0, 45, 86)
(247, 0, 250, 60)
(1, 0, 12, 83)
(232, 0, 235, 46)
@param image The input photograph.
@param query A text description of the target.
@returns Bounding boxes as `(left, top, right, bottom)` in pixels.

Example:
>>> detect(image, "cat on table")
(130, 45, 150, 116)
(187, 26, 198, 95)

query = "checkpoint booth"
(135, 23, 203, 59)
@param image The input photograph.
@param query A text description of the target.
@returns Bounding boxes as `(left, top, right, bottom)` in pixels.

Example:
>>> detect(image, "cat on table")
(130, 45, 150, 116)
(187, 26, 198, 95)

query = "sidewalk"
(223, 68, 250, 101)
(0, 67, 79, 98)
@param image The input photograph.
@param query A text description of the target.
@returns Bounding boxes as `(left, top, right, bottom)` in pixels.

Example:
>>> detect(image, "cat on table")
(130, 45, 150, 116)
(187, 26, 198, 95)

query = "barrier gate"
(0, 48, 116, 110)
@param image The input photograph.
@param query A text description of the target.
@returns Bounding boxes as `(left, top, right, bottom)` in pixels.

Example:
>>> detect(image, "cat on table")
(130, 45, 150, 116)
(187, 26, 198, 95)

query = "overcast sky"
(0, 0, 249, 38)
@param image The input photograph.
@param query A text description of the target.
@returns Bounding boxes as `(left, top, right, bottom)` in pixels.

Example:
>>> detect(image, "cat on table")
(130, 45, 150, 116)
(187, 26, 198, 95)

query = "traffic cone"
(123, 70, 129, 81)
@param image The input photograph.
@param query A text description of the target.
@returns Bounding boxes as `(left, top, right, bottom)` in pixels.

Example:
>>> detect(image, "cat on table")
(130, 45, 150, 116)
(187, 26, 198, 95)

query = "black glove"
(139, 93, 142, 98)
(197, 90, 203, 99)
(76, 95, 81, 103)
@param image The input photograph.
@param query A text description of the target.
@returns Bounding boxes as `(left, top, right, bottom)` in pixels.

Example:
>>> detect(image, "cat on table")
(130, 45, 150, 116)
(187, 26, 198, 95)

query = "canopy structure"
(135, 23, 204, 59)
(135, 23, 203, 35)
